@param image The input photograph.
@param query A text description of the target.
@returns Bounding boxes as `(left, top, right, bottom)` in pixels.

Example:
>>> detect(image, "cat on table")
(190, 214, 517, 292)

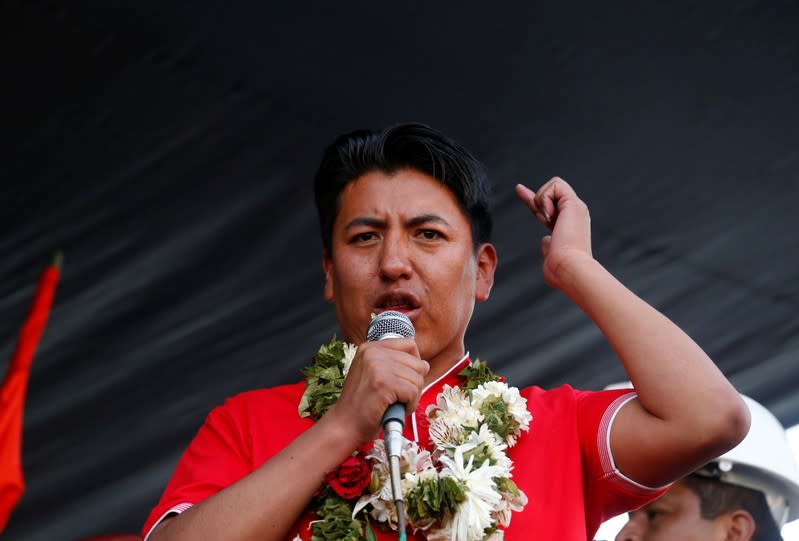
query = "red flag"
(0, 253, 62, 533)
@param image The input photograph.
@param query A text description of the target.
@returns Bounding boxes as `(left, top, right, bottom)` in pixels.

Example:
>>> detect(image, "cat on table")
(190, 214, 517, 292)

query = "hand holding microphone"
(366, 310, 417, 437)
(324, 311, 425, 535)
(330, 313, 426, 445)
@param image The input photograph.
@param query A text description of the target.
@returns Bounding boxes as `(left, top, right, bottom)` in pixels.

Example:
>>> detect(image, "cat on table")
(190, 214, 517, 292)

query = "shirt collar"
(410, 352, 472, 445)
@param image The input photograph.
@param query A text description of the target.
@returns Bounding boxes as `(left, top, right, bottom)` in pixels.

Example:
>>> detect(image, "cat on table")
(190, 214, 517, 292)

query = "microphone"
(366, 310, 415, 535)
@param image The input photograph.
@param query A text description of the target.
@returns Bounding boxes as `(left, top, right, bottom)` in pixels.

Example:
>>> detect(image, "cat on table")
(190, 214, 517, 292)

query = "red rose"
(325, 454, 371, 499)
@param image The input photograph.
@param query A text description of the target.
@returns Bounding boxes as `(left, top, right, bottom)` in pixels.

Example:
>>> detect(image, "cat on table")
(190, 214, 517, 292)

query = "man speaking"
(143, 123, 749, 540)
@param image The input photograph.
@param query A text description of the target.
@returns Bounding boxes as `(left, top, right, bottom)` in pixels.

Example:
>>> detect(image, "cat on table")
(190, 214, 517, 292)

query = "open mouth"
(374, 291, 420, 314)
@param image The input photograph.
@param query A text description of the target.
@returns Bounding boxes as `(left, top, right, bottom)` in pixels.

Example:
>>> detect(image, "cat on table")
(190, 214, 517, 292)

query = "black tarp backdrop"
(1, 2, 798, 539)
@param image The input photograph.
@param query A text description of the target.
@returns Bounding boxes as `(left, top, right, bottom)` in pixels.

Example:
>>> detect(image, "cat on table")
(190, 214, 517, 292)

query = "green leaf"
(458, 358, 500, 391)
(462, 441, 493, 467)
(298, 393, 311, 418)
(365, 520, 378, 541)
(311, 493, 365, 541)
(494, 477, 521, 497)
(479, 395, 519, 441)
(405, 476, 466, 523)
(299, 336, 351, 421)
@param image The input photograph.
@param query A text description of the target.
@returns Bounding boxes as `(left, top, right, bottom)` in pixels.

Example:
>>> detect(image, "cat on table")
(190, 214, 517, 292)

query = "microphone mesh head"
(367, 310, 416, 341)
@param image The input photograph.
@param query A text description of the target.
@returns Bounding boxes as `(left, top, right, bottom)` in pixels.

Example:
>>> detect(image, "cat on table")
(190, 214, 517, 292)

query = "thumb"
(541, 235, 552, 258)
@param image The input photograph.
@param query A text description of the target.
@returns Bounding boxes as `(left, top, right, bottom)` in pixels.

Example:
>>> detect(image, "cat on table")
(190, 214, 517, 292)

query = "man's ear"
(721, 510, 756, 541)
(475, 243, 497, 302)
(322, 250, 334, 303)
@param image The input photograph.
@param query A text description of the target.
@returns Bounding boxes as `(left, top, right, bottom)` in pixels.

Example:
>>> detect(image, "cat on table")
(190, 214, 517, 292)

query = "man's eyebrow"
(343, 214, 451, 230)
(343, 216, 386, 231)
(406, 214, 451, 228)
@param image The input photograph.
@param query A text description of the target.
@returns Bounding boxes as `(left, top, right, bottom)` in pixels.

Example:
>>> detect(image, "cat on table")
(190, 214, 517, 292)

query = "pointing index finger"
(516, 183, 552, 227)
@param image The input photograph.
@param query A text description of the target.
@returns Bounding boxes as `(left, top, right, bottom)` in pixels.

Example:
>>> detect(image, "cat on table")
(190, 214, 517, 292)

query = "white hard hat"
(706, 395, 799, 527)
(604, 383, 799, 527)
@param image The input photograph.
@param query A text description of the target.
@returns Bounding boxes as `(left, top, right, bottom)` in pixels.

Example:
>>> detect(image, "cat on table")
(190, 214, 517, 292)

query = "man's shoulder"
(519, 383, 637, 429)
(520, 383, 623, 414)
(216, 381, 307, 414)
(520, 382, 582, 400)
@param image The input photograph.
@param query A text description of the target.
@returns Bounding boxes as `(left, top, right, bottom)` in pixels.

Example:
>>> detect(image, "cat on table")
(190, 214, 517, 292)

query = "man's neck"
(423, 350, 469, 387)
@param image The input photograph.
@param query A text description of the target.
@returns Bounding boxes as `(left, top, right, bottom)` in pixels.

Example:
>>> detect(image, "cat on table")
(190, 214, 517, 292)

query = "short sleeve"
(576, 389, 670, 523)
(141, 402, 250, 540)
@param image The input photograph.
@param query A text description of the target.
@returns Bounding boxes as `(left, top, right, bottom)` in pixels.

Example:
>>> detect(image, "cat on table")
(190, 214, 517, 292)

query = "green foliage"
(494, 477, 522, 498)
(478, 395, 520, 441)
(364, 521, 378, 541)
(405, 476, 466, 523)
(299, 337, 347, 420)
(458, 358, 500, 392)
(299, 346, 529, 540)
(462, 441, 494, 468)
(311, 492, 365, 541)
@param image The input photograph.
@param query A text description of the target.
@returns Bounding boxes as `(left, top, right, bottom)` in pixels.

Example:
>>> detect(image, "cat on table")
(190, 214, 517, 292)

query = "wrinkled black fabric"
(1, 2, 798, 539)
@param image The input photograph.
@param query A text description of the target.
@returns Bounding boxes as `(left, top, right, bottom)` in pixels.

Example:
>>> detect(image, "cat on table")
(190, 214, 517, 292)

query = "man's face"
(322, 168, 496, 373)
(615, 481, 726, 541)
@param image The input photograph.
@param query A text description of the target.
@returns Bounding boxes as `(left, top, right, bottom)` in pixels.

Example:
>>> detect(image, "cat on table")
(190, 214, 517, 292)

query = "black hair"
(313, 123, 492, 253)
(683, 473, 784, 541)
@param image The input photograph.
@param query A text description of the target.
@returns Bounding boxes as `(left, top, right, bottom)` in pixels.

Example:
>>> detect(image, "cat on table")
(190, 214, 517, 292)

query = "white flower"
(465, 424, 512, 474)
(426, 385, 483, 450)
(471, 381, 532, 446)
(429, 385, 483, 426)
(354, 437, 433, 528)
(402, 439, 434, 474)
(354, 440, 397, 526)
(494, 483, 528, 528)
(354, 476, 396, 526)
(305, 338, 527, 540)
(429, 417, 466, 448)
(501, 387, 532, 434)
(402, 468, 439, 533)
(504, 484, 527, 512)
(402, 467, 438, 491)
(341, 342, 357, 377)
(438, 444, 505, 541)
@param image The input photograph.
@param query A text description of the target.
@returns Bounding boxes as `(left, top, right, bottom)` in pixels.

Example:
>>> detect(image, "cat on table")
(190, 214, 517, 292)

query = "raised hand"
(515, 177, 593, 290)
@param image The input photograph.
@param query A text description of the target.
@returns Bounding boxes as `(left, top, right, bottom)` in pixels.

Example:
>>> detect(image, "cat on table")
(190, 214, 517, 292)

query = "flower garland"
(299, 337, 532, 541)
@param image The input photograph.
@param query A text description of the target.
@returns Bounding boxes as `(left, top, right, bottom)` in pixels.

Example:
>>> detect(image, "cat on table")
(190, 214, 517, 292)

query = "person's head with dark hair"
(684, 473, 782, 540)
(614, 474, 781, 541)
(314, 122, 498, 377)
(314, 123, 493, 254)
(614, 393, 799, 541)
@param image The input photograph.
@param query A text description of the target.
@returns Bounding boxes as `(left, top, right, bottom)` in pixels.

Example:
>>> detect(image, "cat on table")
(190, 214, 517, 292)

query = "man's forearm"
(149, 414, 359, 541)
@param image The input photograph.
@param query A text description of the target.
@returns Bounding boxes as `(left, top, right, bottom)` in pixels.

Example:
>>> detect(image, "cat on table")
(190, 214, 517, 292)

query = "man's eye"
(419, 230, 441, 240)
(353, 232, 376, 242)
(646, 510, 663, 521)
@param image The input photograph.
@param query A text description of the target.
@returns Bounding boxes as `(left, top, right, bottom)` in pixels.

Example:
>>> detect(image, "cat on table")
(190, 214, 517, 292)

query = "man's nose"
(378, 235, 412, 281)
(614, 519, 642, 541)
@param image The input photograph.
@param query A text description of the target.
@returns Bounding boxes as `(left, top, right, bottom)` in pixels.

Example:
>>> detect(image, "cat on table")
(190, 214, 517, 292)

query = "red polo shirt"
(143, 355, 665, 540)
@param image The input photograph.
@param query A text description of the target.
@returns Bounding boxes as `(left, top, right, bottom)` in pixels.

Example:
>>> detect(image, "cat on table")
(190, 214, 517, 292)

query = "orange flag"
(0, 253, 62, 533)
